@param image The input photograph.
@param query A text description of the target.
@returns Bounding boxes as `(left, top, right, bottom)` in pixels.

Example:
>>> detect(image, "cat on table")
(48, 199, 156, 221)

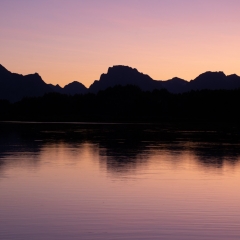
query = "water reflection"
(1, 123, 240, 240)
(0, 123, 240, 174)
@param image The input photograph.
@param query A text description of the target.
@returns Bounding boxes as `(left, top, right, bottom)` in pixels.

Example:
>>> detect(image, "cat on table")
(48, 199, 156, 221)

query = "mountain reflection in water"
(0, 122, 240, 173)
(0, 122, 240, 240)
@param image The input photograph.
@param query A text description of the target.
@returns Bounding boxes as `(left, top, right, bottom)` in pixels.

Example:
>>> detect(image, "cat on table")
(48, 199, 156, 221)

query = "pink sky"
(1, 0, 240, 87)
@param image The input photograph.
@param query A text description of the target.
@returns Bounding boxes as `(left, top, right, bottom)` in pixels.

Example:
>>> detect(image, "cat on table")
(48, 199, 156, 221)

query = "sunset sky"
(1, 0, 240, 87)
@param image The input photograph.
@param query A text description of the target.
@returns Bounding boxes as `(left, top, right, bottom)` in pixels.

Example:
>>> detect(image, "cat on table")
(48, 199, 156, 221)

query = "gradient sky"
(1, 0, 240, 87)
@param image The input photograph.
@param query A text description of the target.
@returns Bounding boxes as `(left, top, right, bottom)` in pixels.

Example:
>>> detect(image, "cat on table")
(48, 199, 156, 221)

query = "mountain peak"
(0, 64, 11, 75)
(63, 81, 87, 95)
(188, 71, 232, 90)
(65, 80, 85, 86)
(89, 65, 159, 92)
(195, 71, 226, 80)
(108, 65, 138, 72)
(170, 77, 187, 82)
(106, 65, 145, 79)
(228, 74, 239, 78)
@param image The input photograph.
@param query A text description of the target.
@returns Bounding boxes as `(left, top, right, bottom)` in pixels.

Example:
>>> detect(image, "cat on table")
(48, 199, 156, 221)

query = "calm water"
(1, 123, 240, 240)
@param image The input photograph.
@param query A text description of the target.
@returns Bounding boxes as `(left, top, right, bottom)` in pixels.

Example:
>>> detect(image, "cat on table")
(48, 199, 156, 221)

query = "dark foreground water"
(1, 122, 240, 240)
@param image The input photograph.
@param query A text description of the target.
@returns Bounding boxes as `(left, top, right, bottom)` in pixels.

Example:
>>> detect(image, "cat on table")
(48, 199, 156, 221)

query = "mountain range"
(1, 64, 240, 102)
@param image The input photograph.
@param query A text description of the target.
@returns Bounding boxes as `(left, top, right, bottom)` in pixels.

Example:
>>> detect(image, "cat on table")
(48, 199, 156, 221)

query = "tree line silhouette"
(1, 85, 240, 122)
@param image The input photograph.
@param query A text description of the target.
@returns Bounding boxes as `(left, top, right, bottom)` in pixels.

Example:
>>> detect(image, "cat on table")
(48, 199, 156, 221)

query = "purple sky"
(1, 0, 240, 87)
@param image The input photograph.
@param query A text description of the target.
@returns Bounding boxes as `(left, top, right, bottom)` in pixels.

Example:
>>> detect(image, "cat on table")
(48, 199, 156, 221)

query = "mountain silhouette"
(161, 77, 188, 94)
(88, 65, 240, 93)
(0, 65, 87, 102)
(0, 64, 52, 102)
(48, 84, 65, 94)
(188, 71, 227, 90)
(187, 71, 240, 91)
(1, 63, 240, 102)
(48, 81, 87, 95)
(89, 65, 163, 92)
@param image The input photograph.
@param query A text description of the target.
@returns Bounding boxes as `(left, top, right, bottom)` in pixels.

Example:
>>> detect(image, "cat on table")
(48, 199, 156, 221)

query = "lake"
(1, 122, 240, 240)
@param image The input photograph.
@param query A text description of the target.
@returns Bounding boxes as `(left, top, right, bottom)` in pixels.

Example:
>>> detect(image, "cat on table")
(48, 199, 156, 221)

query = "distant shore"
(1, 85, 240, 123)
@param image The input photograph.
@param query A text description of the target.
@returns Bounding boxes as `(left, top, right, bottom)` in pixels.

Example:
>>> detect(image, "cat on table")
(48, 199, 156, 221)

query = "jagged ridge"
(1, 64, 240, 102)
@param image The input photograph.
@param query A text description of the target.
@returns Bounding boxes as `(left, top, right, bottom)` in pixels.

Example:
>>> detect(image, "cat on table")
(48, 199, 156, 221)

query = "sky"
(1, 0, 240, 87)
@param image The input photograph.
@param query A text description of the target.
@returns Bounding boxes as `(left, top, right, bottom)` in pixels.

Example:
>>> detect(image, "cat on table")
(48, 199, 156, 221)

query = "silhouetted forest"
(1, 85, 240, 122)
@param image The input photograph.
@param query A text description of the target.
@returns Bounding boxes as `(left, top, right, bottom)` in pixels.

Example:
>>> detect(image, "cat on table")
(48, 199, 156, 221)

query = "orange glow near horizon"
(1, 1, 240, 88)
